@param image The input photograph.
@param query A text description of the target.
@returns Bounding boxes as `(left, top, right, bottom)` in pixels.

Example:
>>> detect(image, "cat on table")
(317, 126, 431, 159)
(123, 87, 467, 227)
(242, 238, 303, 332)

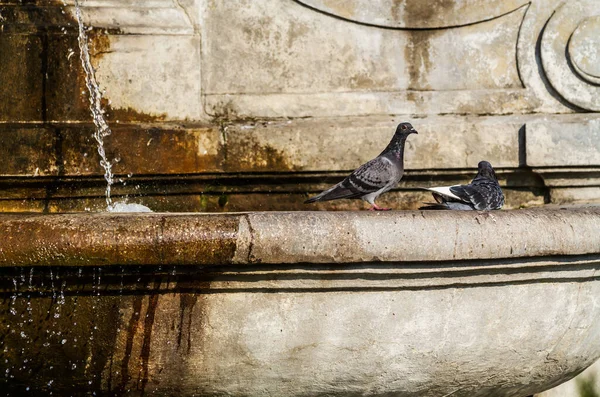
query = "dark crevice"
(1, 255, 600, 296)
(518, 124, 527, 167)
(2, 277, 598, 296)
(514, 3, 531, 89)
(245, 213, 255, 263)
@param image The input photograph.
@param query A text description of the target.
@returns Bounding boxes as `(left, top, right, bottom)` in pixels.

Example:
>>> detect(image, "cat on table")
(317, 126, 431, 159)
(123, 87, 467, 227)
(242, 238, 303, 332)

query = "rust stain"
(177, 293, 198, 354)
(88, 30, 113, 61)
(392, 0, 457, 26)
(225, 134, 296, 172)
(105, 105, 167, 123)
(405, 30, 434, 91)
(116, 295, 143, 395)
(137, 282, 160, 395)
(399, 0, 459, 91)
(321, 0, 356, 19)
(0, 1, 165, 125)
(86, 28, 168, 123)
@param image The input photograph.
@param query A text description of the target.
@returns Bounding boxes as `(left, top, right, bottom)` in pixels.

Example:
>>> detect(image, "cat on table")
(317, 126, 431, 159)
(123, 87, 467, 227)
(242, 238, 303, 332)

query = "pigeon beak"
(411, 129, 418, 134)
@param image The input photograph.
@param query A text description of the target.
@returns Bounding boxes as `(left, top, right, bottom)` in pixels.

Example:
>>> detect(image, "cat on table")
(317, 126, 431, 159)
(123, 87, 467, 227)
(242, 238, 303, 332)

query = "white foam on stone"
(107, 202, 153, 213)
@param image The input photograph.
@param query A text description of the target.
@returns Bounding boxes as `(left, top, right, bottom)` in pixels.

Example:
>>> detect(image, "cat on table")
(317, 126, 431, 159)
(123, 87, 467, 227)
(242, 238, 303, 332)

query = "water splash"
(74, 0, 114, 209)
(9, 278, 18, 316)
(107, 202, 153, 213)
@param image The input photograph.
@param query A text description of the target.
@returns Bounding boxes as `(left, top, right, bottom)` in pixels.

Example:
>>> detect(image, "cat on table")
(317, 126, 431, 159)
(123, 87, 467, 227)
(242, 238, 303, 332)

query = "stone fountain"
(0, 0, 599, 396)
(1, 209, 600, 396)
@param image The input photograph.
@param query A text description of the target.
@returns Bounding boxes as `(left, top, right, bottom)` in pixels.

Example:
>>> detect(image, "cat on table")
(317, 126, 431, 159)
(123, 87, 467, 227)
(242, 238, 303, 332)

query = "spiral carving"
(541, 1, 600, 111)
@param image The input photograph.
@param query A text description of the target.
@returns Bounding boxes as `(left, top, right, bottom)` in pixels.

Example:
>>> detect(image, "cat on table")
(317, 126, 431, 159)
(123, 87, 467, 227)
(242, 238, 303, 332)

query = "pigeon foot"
(369, 204, 391, 211)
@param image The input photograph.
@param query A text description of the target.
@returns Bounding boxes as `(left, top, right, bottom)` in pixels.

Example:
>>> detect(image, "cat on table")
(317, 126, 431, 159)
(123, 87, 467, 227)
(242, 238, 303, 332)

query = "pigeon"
(305, 122, 418, 211)
(420, 161, 504, 210)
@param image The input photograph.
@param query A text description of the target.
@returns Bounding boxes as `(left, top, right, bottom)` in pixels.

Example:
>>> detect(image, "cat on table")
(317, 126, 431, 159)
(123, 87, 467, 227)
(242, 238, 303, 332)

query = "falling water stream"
(1, 4, 157, 392)
(74, 1, 152, 212)
(74, 0, 114, 209)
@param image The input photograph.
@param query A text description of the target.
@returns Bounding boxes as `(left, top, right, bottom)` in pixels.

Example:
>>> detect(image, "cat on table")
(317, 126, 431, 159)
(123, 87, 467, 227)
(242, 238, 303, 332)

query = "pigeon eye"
(401, 125, 406, 130)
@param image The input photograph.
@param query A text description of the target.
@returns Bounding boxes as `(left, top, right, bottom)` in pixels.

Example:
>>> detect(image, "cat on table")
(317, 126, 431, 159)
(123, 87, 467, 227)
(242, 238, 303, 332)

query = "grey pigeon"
(305, 122, 418, 211)
(420, 161, 504, 210)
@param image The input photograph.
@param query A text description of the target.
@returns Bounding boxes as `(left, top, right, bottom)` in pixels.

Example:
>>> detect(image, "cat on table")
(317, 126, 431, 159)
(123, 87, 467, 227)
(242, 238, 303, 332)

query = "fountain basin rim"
(0, 207, 598, 268)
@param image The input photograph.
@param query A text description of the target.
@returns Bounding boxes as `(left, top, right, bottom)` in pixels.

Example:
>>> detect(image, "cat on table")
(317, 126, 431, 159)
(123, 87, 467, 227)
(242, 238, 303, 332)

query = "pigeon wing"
(304, 157, 396, 203)
(450, 182, 503, 210)
(304, 181, 364, 203)
(347, 156, 397, 193)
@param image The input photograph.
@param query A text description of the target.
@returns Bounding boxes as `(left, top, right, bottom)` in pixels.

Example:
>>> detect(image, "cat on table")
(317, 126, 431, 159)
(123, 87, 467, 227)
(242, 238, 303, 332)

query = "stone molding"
(1, 208, 599, 268)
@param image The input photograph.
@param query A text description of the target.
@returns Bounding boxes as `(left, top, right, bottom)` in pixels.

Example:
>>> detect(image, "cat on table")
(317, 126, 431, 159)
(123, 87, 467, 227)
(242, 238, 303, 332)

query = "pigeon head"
(381, 122, 418, 156)
(477, 160, 498, 181)
(395, 122, 418, 136)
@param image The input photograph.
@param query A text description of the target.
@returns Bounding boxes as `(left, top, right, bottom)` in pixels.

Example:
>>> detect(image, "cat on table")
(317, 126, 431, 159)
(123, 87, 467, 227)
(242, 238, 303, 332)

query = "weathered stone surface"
(63, 0, 195, 35)
(0, 213, 242, 267)
(526, 117, 600, 167)
(0, 2, 599, 395)
(0, 34, 44, 122)
(93, 35, 202, 121)
(0, 115, 522, 175)
(2, 274, 600, 396)
(1, 209, 599, 267)
(45, 31, 90, 122)
(1, 0, 599, 212)
(56, 124, 223, 175)
(0, 185, 546, 213)
(536, 360, 600, 396)
(225, 115, 521, 171)
(0, 210, 600, 396)
(540, 0, 600, 111)
(201, 0, 527, 118)
(549, 187, 600, 205)
(0, 127, 56, 176)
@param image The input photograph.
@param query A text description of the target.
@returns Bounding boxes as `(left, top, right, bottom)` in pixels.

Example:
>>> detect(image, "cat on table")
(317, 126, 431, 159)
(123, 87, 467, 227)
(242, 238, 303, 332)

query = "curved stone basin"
(1, 208, 600, 396)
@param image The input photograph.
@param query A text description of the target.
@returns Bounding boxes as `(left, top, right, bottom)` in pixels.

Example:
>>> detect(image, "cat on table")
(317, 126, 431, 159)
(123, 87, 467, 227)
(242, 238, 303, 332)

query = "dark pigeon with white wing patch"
(420, 161, 504, 211)
(305, 122, 418, 211)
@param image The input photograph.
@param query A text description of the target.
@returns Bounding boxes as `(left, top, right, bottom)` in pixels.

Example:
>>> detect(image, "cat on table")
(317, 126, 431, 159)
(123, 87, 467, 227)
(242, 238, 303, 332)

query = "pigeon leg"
(369, 204, 391, 211)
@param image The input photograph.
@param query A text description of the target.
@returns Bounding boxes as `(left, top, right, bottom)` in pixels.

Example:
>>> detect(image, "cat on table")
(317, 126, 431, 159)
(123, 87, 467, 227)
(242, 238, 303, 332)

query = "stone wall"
(0, 0, 598, 211)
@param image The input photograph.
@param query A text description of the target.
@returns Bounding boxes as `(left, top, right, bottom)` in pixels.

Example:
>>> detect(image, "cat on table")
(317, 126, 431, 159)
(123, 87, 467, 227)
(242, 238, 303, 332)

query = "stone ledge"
(1, 208, 599, 267)
(0, 2, 195, 35)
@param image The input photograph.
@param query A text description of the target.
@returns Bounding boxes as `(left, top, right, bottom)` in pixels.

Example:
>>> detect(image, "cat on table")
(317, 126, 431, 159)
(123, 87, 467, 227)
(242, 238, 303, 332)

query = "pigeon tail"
(419, 203, 449, 210)
(304, 183, 361, 203)
(419, 202, 474, 210)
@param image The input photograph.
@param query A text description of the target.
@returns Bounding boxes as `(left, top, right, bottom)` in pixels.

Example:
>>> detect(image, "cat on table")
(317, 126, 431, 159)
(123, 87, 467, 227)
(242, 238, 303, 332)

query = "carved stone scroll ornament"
(541, 0, 600, 111)
(294, 0, 529, 28)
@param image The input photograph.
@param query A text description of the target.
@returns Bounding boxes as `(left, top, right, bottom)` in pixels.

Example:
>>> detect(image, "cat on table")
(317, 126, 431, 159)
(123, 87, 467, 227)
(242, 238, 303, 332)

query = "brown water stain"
(390, 0, 458, 27)
(404, 30, 435, 91)
(177, 293, 199, 354)
(116, 295, 143, 395)
(0, 1, 166, 124)
(321, 0, 356, 20)
(137, 283, 160, 396)
(225, 133, 296, 172)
